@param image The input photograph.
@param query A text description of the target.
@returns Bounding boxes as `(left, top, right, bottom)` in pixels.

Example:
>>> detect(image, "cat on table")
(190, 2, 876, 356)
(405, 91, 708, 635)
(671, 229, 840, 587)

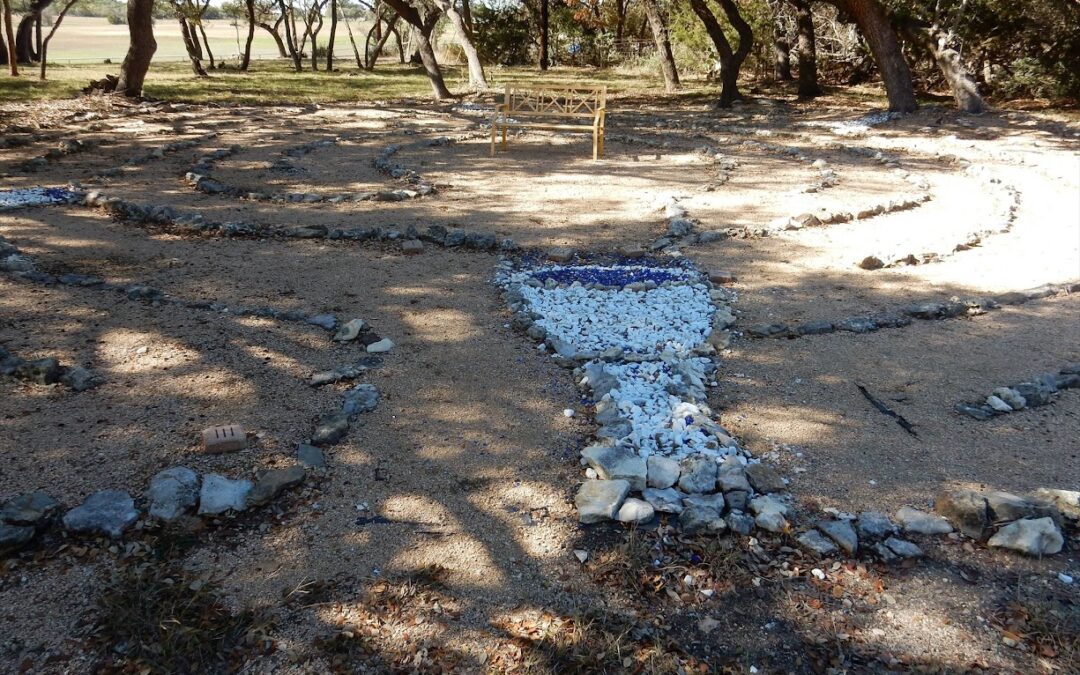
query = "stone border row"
(955, 366, 1080, 420)
(0, 343, 99, 392)
(75, 189, 519, 254)
(745, 282, 1078, 339)
(89, 133, 219, 180)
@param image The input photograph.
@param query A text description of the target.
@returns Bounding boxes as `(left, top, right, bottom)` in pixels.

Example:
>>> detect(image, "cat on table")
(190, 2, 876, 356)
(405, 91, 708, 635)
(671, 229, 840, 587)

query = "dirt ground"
(1, 94, 1078, 673)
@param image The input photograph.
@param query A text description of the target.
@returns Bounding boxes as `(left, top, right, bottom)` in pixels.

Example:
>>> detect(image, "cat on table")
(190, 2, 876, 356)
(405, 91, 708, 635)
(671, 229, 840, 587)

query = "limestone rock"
(745, 462, 785, 493)
(576, 479, 630, 524)
(678, 454, 717, 494)
(312, 413, 350, 446)
(935, 489, 990, 540)
(297, 443, 326, 469)
(683, 493, 726, 513)
(883, 537, 924, 559)
(63, 490, 139, 538)
(0, 523, 35, 551)
(342, 383, 379, 415)
(0, 491, 60, 527)
(726, 511, 755, 535)
(248, 466, 306, 506)
(716, 457, 752, 493)
(366, 338, 395, 353)
(987, 517, 1063, 556)
(581, 444, 647, 491)
(817, 519, 858, 555)
(750, 495, 789, 533)
(546, 247, 574, 263)
(855, 512, 896, 541)
(646, 455, 680, 489)
(616, 498, 656, 524)
(679, 505, 726, 534)
(1033, 488, 1080, 522)
(642, 487, 684, 514)
(798, 530, 838, 556)
(985, 490, 1061, 526)
(198, 474, 252, 515)
(895, 506, 953, 535)
(147, 467, 200, 521)
(333, 318, 366, 342)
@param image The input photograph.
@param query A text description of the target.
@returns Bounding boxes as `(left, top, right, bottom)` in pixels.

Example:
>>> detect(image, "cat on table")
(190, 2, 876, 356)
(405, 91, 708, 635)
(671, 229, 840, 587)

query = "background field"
(44, 16, 362, 63)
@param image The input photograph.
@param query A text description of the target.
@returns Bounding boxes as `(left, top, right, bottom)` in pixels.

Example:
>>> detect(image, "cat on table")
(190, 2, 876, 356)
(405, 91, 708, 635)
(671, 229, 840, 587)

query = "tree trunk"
(258, 20, 289, 57)
(179, 17, 207, 76)
(15, 0, 54, 64)
(715, 0, 753, 106)
(774, 36, 792, 80)
(539, 0, 548, 70)
(365, 12, 398, 69)
(326, 0, 337, 70)
(241, 0, 255, 69)
(39, 0, 77, 80)
(116, 0, 157, 97)
(197, 21, 214, 68)
(688, 0, 749, 107)
(791, 0, 820, 97)
(431, 0, 486, 90)
(277, 0, 301, 70)
(898, 18, 984, 113)
(641, 0, 679, 92)
(829, 0, 916, 112)
(343, 7, 362, 68)
(1, 0, 17, 74)
(381, 0, 451, 99)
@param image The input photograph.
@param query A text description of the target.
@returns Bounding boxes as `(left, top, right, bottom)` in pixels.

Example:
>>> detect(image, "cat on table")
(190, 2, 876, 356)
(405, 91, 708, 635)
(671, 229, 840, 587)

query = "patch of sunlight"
(400, 308, 482, 343)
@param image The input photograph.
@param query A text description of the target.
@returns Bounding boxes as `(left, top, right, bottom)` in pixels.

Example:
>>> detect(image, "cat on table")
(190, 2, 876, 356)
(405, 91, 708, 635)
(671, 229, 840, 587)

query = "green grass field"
(42, 16, 321, 63)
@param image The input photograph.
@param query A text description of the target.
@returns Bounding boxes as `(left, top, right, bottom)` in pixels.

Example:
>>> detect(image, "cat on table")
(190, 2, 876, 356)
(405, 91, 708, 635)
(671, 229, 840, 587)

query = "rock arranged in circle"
(955, 365, 1080, 420)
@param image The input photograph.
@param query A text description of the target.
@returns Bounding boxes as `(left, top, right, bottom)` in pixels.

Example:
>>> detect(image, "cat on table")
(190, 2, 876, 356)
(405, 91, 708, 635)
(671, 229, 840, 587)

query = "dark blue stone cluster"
(530, 264, 690, 288)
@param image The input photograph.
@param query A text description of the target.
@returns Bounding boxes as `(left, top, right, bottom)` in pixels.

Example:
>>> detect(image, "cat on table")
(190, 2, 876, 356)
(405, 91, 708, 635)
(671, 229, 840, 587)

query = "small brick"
(201, 424, 247, 454)
(708, 269, 737, 284)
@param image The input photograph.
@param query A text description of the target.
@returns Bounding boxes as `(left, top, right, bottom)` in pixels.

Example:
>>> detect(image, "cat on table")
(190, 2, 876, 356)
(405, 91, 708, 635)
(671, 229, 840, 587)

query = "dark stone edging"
(746, 282, 1078, 339)
(955, 365, 1080, 420)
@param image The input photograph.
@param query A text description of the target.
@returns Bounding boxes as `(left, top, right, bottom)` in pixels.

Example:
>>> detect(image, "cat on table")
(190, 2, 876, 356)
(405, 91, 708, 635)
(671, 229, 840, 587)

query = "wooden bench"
(490, 85, 607, 160)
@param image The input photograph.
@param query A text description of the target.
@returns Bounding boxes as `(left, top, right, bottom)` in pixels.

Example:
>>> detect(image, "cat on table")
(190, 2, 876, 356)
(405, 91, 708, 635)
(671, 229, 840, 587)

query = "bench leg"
(592, 127, 599, 161)
(599, 128, 605, 157)
(490, 122, 496, 157)
(501, 126, 508, 151)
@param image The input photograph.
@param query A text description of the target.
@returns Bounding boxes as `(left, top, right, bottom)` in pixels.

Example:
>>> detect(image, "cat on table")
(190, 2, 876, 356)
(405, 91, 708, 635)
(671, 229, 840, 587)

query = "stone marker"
(63, 490, 139, 538)
(987, 517, 1063, 556)
(576, 479, 630, 524)
(202, 424, 247, 454)
(198, 474, 252, 515)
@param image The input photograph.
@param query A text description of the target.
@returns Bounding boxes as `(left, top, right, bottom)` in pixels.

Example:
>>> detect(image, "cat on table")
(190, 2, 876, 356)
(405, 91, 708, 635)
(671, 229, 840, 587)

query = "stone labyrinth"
(0, 99, 1078, 666)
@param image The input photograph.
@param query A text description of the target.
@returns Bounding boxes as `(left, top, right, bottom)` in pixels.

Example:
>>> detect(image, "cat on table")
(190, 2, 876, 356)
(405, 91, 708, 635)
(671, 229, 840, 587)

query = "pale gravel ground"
(0, 100, 1078, 672)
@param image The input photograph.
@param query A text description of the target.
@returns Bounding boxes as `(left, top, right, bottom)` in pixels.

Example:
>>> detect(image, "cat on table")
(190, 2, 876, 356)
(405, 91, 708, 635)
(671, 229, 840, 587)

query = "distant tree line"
(2, 0, 1077, 108)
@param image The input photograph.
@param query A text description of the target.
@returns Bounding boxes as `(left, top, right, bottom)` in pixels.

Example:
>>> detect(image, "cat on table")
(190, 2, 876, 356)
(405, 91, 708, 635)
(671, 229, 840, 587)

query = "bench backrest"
(503, 85, 607, 118)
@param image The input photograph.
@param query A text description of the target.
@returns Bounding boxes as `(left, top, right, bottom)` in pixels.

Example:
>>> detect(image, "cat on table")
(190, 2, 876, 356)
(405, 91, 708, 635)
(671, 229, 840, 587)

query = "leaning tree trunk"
(39, 0, 78, 80)
(325, 0, 337, 70)
(641, 0, 679, 92)
(432, 0, 486, 90)
(197, 21, 214, 68)
(179, 17, 208, 76)
(829, 0, 916, 112)
(2, 0, 17, 74)
(342, 9, 363, 68)
(241, 0, 255, 69)
(381, 0, 451, 99)
(258, 20, 289, 57)
(898, 18, 984, 113)
(277, 0, 301, 70)
(364, 12, 399, 69)
(15, 0, 53, 63)
(791, 0, 821, 97)
(116, 0, 157, 97)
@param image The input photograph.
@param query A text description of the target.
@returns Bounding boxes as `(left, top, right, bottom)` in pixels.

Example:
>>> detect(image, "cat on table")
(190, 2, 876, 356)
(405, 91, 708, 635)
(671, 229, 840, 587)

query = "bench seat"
(491, 85, 607, 160)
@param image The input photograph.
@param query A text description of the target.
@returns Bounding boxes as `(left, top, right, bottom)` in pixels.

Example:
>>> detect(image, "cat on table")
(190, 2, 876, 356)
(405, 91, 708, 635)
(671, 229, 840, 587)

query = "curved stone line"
(745, 283, 1079, 340)
(863, 170, 1021, 270)
(13, 137, 102, 173)
(0, 342, 99, 391)
(0, 230, 358, 336)
(87, 132, 221, 181)
(955, 366, 1080, 421)
(182, 131, 466, 203)
(72, 189, 519, 255)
